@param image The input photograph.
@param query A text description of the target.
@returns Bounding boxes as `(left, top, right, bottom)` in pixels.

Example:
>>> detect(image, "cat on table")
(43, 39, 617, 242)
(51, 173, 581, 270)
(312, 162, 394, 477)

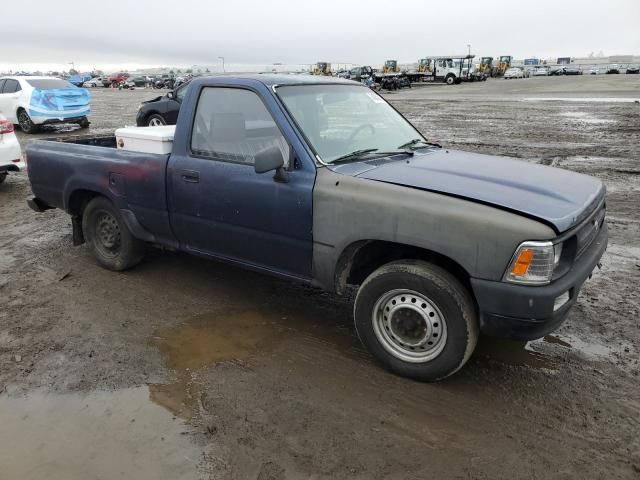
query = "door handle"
(180, 170, 200, 183)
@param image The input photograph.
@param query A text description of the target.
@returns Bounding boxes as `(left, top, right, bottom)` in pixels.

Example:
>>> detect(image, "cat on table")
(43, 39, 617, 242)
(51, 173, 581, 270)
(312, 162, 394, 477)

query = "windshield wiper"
(397, 138, 430, 150)
(329, 148, 379, 164)
(329, 149, 414, 164)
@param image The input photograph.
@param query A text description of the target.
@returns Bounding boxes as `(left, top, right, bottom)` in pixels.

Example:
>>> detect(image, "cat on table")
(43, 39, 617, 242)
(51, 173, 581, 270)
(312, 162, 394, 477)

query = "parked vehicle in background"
(589, 68, 599, 75)
(533, 67, 550, 76)
(0, 116, 24, 183)
(563, 67, 583, 75)
(109, 72, 130, 87)
(82, 78, 105, 88)
(68, 74, 92, 87)
(626, 66, 639, 74)
(413, 56, 470, 84)
(0, 77, 91, 133)
(348, 66, 374, 83)
(136, 81, 190, 126)
(129, 77, 147, 87)
(606, 65, 620, 74)
(503, 67, 524, 79)
(154, 75, 175, 89)
(26, 75, 608, 382)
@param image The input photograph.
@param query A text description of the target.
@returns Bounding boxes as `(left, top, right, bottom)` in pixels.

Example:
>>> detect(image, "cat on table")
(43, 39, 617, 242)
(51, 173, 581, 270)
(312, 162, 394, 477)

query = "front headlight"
(503, 241, 563, 285)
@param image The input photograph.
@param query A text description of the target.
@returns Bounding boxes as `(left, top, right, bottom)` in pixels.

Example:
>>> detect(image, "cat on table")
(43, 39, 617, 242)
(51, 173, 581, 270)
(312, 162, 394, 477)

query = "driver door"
(168, 86, 315, 279)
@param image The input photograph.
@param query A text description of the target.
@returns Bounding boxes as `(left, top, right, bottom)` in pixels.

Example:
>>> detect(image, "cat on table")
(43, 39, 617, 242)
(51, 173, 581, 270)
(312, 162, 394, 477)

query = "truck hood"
(336, 149, 604, 233)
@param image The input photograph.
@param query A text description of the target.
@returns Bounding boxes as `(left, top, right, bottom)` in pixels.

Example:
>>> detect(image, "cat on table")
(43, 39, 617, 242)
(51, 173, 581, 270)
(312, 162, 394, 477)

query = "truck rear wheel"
(82, 196, 145, 271)
(354, 260, 478, 381)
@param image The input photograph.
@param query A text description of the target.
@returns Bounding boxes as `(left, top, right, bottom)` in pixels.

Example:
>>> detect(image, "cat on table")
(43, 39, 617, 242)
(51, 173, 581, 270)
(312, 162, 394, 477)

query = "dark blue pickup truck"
(26, 75, 607, 381)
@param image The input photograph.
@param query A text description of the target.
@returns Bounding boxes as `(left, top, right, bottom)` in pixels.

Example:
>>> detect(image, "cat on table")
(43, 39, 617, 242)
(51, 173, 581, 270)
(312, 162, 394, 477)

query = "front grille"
(575, 206, 605, 259)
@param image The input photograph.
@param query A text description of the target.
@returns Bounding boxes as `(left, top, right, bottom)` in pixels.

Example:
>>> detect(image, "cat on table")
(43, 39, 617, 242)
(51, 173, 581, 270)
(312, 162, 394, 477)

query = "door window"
(0, 80, 5, 93)
(2, 79, 20, 94)
(190, 87, 288, 166)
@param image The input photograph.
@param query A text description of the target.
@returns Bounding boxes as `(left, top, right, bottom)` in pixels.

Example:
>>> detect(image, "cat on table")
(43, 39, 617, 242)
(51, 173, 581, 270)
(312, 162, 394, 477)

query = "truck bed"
(34, 134, 118, 148)
(26, 135, 175, 245)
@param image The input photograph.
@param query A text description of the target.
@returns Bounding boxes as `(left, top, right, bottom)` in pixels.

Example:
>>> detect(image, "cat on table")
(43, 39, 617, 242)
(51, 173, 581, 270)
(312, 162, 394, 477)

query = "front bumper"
(471, 223, 608, 340)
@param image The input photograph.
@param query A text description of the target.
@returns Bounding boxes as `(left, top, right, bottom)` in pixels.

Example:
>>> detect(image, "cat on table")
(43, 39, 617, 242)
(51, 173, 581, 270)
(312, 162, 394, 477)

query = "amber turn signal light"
(511, 248, 535, 276)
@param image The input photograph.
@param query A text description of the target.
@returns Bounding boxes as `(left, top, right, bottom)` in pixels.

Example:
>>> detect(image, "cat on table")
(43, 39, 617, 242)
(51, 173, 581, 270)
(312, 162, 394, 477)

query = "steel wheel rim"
(148, 117, 165, 126)
(372, 289, 447, 363)
(94, 210, 121, 257)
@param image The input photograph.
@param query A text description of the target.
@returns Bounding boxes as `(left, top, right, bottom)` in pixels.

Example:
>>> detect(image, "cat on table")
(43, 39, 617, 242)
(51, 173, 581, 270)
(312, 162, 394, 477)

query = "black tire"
(146, 114, 167, 127)
(17, 109, 40, 134)
(82, 196, 145, 271)
(78, 117, 90, 129)
(445, 75, 455, 85)
(354, 260, 478, 381)
(0, 173, 7, 184)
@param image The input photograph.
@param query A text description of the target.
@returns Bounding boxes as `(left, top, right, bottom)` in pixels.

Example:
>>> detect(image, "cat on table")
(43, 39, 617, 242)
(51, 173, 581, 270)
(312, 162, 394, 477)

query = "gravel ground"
(0, 75, 639, 479)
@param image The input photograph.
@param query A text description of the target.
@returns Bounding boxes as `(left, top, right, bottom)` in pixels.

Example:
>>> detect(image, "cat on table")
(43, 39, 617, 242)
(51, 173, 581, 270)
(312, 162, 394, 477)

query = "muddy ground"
(1, 75, 639, 479)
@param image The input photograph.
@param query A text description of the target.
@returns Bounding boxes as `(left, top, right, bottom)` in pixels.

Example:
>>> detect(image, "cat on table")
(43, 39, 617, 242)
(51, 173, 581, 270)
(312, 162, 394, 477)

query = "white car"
(590, 68, 599, 75)
(82, 78, 104, 88)
(0, 76, 91, 134)
(533, 67, 550, 76)
(504, 67, 524, 79)
(0, 117, 24, 184)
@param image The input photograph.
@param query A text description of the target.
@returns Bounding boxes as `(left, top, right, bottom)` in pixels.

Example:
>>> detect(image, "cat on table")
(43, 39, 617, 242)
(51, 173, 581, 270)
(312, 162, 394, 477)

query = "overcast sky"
(2, 0, 639, 71)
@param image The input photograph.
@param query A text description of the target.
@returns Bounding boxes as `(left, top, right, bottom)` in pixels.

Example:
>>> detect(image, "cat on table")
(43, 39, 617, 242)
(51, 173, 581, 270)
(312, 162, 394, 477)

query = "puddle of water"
(522, 97, 640, 103)
(542, 335, 572, 348)
(0, 387, 201, 480)
(544, 333, 613, 358)
(559, 112, 615, 124)
(149, 311, 278, 418)
(148, 307, 364, 418)
(474, 337, 557, 370)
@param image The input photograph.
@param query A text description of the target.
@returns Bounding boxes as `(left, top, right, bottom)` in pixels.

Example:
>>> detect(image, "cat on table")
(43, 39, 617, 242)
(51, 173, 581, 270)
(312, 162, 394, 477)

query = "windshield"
(277, 84, 424, 163)
(27, 79, 75, 89)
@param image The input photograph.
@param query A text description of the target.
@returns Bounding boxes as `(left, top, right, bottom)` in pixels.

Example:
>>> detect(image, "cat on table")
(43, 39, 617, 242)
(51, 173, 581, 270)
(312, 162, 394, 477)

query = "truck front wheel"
(445, 75, 456, 85)
(354, 260, 478, 381)
(82, 196, 145, 271)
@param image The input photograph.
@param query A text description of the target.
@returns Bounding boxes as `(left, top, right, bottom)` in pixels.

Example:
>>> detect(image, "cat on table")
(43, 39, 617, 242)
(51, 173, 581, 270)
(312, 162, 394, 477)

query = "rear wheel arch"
(67, 189, 103, 217)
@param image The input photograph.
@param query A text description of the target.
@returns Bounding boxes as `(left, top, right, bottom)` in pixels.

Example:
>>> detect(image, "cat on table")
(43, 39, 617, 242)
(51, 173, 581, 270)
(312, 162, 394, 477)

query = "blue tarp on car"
(29, 88, 91, 121)
(68, 74, 92, 86)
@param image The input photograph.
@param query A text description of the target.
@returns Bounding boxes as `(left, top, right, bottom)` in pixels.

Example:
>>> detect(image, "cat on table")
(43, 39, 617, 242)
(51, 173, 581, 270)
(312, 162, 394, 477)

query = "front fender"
(311, 168, 555, 292)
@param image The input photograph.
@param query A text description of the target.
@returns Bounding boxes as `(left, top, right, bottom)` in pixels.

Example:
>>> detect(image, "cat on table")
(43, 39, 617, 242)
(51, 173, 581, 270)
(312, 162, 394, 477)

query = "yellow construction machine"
(383, 60, 399, 74)
(478, 57, 493, 75)
(494, 56, 512, 76)
(312, 62, 332, 76)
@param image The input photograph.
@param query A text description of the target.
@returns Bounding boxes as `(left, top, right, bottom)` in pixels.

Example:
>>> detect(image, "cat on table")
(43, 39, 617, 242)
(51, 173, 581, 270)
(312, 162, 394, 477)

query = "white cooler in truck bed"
(115, 125, 176, 155)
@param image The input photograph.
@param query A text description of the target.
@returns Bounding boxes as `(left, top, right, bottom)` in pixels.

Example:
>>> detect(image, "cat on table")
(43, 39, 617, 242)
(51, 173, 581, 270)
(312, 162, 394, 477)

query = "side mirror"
(167, 91, 174, 99)
(254, 145, 289, 182)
